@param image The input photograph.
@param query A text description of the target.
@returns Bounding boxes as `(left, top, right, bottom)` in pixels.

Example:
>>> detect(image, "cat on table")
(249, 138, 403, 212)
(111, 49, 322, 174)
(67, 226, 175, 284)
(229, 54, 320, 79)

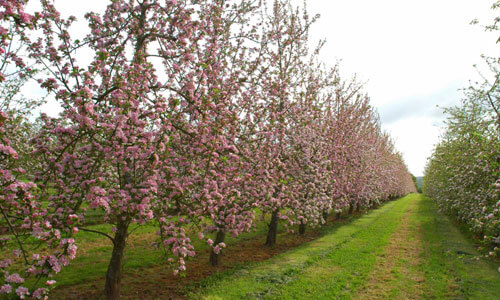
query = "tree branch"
(78, 227, 115, 243)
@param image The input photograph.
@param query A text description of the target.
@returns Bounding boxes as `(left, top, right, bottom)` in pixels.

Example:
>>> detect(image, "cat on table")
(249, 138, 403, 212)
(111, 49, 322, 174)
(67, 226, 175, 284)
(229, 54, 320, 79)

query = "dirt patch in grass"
(52, 225, 329, 299)
(354, 199, 424, 300)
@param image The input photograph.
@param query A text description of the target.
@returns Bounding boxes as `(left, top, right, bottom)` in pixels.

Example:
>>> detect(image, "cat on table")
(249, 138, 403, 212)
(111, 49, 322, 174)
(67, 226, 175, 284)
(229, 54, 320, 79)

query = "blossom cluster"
(2, 0, 415, 298)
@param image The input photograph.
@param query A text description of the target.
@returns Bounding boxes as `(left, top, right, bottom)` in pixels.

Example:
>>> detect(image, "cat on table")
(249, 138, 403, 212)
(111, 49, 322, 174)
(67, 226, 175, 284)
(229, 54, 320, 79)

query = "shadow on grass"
(417, 195, 500, 300)
(51, 203, 375, 299)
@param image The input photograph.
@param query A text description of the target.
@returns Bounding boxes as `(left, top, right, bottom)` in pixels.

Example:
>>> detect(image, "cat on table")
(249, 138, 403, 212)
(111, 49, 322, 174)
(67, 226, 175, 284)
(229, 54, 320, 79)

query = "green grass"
(189, 195, 414, 299)
(52, 211, 277, 288)
(189, 194, 500, 299)
(417, 195, 500, 299)
(11, 193, 500, 299)
(53, 223, 160, 287)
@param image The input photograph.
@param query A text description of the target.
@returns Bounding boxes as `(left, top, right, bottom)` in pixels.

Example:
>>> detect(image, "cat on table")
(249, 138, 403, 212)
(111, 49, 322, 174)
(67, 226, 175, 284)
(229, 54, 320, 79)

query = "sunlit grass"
(190, 194, 500, 299)
(189, 195, 413, 299)
(417, 195, 500, 299)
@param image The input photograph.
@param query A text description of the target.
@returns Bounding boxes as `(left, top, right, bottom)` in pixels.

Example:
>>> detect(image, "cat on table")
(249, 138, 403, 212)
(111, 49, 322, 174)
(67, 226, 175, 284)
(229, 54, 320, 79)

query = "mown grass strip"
(52, 194, 500, 299)
(354, 195, 424, 300)
(417, 195, 500, 300)
(190, 194, 415, 299)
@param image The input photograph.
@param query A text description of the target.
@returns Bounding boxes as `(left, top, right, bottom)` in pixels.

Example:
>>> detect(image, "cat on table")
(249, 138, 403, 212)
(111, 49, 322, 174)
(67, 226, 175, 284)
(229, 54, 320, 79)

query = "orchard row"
(423, 5, 499, 260)
(423, 59, 500, 257)
(0, 1, 415, 299)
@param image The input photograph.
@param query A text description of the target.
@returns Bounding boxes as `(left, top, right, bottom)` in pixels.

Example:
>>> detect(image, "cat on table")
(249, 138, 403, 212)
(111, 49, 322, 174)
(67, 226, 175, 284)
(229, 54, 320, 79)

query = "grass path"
(51, 211, 332, 299)
(191, 194, 500, 299)
(50, 193, 500, 299)
(191, 195, 413, 299)
(353, 197, 424, 299)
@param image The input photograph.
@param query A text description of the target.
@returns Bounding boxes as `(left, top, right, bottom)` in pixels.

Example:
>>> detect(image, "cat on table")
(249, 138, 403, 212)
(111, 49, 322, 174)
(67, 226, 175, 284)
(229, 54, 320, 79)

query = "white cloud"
(293, 0, 498, 175)
(382, 116, 445, 176)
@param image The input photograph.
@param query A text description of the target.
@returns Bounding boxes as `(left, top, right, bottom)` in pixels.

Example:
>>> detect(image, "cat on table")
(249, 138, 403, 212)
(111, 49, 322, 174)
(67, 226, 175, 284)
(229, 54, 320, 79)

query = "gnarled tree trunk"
(265, 209, 279, 246)
(298, 221, 306, 235)
(348, 203, 354, 215)
(209, 230, 226, 266)
(104, 219, 129, 300)
(322, 210, 329, 225)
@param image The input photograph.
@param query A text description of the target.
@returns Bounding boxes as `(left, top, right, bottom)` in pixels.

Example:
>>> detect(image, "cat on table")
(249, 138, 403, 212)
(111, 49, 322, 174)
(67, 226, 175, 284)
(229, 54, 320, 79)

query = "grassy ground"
(190, 194, 500, 300)
(416, 195, 500, 300)
(190, 195, 412, 299)
(31, 193, 500, 299)
(50, 210, 342, 299)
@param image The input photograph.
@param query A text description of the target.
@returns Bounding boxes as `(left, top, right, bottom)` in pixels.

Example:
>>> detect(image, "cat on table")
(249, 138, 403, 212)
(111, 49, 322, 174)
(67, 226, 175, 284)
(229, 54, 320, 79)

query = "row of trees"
(423, 70, 500, 257)
(423, 1, 499, 259)
(0, 0, 416, 299)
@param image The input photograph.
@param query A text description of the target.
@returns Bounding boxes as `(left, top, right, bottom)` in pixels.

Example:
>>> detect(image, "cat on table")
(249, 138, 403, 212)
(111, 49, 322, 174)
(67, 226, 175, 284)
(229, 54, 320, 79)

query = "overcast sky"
(293, 0, 498, 176)
(30, 0, 499, 176)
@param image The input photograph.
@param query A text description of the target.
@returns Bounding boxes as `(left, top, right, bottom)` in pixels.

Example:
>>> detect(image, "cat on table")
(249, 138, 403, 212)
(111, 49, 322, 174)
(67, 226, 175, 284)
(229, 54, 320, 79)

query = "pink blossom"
(0, 284, 12, 294)
(5, 273, 24, 284)
(67, 244, 77, 259)
(46, 280, 56, 286)
(15, 286, 29, 299)
(32, 288, 47, 299)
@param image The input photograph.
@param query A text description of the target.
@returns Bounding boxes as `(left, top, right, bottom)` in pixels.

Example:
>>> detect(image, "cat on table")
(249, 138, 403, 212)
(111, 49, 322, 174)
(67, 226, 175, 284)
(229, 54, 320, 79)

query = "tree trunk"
(348, 203, 354, 215)
(298, 221, 306, 235)
(104, 219, 129, 300)
(336, 211, 342, 220)
(265, 209, 279, 246)
(209, 230, 226, 266)
(322, 210, 329, 225)
(356, 203, 361, 213)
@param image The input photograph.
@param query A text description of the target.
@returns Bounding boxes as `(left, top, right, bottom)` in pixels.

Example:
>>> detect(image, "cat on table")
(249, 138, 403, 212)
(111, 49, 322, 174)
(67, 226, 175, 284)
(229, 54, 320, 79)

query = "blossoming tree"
(1, 1, 418, 299)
